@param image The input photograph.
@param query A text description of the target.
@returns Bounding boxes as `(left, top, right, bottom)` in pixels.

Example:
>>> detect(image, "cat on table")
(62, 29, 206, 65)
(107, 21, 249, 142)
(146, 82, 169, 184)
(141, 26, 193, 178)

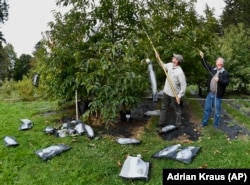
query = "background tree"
(0, 44, 8, 82)
(219, 23, 250, 93)
(3, 43, 16, 80)
(0, 0, 9, 42)
(13, 54, 32, 81)
(36, 0, 149, 123)
(219, 0, 250, 93)
(0, 0, 9, 83)
(221, 0, 250, 28)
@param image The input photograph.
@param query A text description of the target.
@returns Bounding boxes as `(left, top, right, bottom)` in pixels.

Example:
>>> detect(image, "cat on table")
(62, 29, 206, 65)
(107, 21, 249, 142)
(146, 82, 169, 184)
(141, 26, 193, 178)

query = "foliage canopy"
(34, 0, 222, 123)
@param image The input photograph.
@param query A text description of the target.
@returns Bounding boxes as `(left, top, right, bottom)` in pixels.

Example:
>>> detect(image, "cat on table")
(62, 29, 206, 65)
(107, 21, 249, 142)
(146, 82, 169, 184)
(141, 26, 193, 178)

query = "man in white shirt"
(159, 54, 187, 128)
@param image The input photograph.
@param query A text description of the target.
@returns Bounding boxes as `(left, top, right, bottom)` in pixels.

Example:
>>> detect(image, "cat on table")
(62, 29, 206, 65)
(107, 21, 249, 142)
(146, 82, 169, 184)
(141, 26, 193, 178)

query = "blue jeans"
(202, 92, 222, 127)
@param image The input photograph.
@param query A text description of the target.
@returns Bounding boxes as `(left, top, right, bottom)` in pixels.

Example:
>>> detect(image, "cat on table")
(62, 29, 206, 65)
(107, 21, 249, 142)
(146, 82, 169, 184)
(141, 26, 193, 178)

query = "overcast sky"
(1, 0, 226, 57)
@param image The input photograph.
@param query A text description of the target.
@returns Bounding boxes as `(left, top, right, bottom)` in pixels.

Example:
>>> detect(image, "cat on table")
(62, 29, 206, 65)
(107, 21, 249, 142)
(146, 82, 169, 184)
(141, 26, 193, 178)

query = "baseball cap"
(173, 54, 184, 63)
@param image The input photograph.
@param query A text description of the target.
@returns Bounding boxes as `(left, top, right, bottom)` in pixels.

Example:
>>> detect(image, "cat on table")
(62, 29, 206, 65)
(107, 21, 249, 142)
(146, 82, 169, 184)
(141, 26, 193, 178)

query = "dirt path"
(98, 95, 250, 142)
(198, 99, 250, 139)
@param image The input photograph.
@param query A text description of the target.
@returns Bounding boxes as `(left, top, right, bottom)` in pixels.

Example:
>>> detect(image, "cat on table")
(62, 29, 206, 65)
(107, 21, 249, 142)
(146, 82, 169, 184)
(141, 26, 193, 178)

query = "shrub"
(13, 76, 39, 101)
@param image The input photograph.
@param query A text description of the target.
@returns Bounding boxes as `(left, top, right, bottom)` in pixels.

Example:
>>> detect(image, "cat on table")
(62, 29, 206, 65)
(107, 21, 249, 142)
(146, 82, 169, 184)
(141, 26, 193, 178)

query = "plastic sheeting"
(152, 144, 201, 164)
(84, 124, 95, 138)
(116, 138, 141, 145)
(146, 59, 158, 102)
(44, 120, 95, 138)
(158, 125, 176, 133)
(119, 155, 150, 180)
(144, 110, 160, 116)
(19, 119, 33, 130)
(43, 126, 55, 134)
(35, 144, 71, 161)
(32, 74, 40, 87)
(4, 136, 19, 146)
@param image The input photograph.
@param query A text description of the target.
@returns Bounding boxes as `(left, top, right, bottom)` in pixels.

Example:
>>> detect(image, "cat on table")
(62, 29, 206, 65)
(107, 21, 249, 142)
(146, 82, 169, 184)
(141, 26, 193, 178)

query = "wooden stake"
(75, 90, 78, 120)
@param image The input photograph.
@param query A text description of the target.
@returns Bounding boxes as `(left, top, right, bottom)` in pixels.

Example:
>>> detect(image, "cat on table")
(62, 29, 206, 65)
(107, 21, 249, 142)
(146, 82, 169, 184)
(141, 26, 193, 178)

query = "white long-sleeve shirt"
(163, 63, 187, 98)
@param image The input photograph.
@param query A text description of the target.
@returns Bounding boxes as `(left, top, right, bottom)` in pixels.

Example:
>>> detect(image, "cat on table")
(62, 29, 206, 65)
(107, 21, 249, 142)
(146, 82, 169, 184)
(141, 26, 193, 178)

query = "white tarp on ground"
(116, 138, 141, 145)
(4, 136, 19, 146)
(119, 155, 150, 180)
(144, 110, 160, 116)
(19, 118, 33, 130)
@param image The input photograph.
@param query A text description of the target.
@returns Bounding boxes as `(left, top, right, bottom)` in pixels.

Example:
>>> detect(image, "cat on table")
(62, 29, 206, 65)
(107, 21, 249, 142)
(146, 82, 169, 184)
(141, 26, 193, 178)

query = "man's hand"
(176, 97, 180, 105)
(199, 50, 204, 58)
(213, 77, 219, 82)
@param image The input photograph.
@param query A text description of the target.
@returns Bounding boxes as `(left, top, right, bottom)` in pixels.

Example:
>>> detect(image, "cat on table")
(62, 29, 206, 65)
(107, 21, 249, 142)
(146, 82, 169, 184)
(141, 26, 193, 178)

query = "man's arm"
(199, 50, 204, 59)
(199, 50, 213, 76)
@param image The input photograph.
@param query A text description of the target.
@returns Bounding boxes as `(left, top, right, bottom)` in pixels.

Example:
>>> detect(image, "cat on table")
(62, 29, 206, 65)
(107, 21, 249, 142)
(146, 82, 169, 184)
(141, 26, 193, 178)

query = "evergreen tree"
(13, 54, 32, 81)
(221, 0, 250, 28)
(0, 0, 9, 42)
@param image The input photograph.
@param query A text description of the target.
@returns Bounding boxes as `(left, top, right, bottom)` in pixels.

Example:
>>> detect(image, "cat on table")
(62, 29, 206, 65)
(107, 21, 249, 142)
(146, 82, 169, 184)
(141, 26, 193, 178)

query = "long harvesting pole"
(143, 28, 179, 102)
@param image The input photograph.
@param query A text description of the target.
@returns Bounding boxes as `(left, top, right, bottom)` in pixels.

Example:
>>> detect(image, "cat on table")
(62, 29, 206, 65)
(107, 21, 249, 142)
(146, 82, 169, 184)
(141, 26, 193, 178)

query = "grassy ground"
(0, 90, 250, 185)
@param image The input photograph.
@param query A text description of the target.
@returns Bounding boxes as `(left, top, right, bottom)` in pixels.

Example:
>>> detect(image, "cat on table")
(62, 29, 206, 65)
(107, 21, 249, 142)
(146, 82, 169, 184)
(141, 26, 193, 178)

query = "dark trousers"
(159, 93, 181, 127)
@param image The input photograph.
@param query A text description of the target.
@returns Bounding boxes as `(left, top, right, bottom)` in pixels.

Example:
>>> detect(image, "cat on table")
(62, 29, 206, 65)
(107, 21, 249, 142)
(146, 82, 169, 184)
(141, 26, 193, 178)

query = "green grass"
(223, 100, 250, 129)
(0, 94, 250, 185)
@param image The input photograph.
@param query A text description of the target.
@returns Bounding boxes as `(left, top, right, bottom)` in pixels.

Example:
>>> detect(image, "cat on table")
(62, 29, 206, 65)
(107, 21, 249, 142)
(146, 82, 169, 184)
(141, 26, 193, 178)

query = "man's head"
(216, 57, 225, 69)
(172, 54, 184, 66)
